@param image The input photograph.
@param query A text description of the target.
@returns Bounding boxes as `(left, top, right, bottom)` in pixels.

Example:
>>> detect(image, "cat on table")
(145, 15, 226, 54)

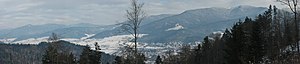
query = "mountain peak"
(231, 5, 261, 10)
(23, 24, 33, 27)
(68, 23, 100, 27)
(186, 7, 227, 12)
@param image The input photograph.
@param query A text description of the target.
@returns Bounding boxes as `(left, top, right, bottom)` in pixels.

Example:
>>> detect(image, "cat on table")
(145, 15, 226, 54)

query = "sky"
(0, 0, 284, 29)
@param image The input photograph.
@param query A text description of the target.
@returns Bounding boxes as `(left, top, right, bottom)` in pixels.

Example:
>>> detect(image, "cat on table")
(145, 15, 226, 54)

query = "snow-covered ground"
(0, 34, 177, 55)
(13, 37, 49, 44)
(0, 38, 16, 44)
(63, 34, 148, 54)
(0, 34, 184, 63)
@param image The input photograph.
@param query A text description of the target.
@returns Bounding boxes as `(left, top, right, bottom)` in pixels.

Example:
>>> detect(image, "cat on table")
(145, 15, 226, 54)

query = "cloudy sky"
(0, 0, 283, 29)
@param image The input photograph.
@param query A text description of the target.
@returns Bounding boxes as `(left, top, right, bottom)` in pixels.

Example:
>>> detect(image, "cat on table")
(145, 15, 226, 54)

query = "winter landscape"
(1, 0, 300, 64)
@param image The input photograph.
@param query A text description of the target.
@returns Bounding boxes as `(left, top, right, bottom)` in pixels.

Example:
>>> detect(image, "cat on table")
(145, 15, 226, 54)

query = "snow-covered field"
(0, 34, 181, 55)
(62, 34, 148, 54)
(0, 34, 185, 63)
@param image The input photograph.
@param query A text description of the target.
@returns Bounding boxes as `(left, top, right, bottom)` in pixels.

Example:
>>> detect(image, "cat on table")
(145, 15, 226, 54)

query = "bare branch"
(120, 24, 135, 36)
(121, 0, 146, 55)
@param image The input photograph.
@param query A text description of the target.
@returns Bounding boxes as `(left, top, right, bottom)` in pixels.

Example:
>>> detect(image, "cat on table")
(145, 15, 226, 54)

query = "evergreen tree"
(66, 53, 76, 64)
(155, 55, 162, 64)
(194, 44, 203, 64)
(224, 21, 244, 64)
(79, 46, 92, 64)
(42, 41, 77, 64)
(202, 36, 211, 52)
(89, 51, 102, 64)
(201, 36, 212, 64)
(91, 42, 102, 64)
(114, 56, 123, 64)
(42, 43, 59, 64)
(79, 44, 102, 64)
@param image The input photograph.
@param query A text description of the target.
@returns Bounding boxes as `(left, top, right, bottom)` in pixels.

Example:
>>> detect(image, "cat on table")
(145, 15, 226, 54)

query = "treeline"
(0, 40, 115, 64)
(161, 5, 300, 64)
(0, 43, 45, 64)
(42, 34, 102, 64)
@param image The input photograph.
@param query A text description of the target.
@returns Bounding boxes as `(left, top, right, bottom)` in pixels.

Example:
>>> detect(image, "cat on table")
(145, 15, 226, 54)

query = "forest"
(161, 6, 300, 64)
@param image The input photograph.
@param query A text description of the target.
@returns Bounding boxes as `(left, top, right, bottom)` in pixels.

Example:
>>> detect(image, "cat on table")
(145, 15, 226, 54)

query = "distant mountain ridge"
(0, 13, 174, 41)
(0, 5, 269, 43)
(0, 23, 115, 41)
(92, 5, 268, 43)
(139, 5, 267, 43)
(90, 14, 175, 38)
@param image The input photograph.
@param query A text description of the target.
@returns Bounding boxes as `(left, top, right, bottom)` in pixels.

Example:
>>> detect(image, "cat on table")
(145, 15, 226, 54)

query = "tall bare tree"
(122, 0, 146, 54)
(277, 0, 300, 52)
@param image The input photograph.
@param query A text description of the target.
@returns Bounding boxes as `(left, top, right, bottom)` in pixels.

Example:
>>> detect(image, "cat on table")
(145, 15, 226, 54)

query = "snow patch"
(208, 31, 224, 40)
(80, 34, 95, 40)
(1, 34, 148, 55)
(166, 23, 184, 31)
(0, 38, 16, 44)
(12, 37, 49, 45)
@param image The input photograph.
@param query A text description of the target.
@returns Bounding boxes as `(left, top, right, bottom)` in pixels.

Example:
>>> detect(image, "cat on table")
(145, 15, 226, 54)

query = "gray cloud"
(0, 0, 284, 30)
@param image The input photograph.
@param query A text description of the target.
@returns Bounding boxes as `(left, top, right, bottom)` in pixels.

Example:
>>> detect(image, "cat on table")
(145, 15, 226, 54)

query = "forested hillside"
(0, 40, 115, 64)
(161, 6, 300, 64)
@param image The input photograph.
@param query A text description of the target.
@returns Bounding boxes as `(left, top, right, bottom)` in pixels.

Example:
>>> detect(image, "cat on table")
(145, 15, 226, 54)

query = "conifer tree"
(42, 43, 59, 64)
(79, 43, 102, 64)
(114, 56, 123, 64)
(79, 46, 92, 64)
(155, 55, 162, 64)
(224, 21, 244, 64)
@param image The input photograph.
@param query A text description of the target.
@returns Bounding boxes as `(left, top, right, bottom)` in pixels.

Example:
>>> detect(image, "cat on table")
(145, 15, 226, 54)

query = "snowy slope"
(136, 5, 267, 43)
(2, 34, 148, 54)
(165, 23, 184, 31)
(0, 23, 114, 41)
(1, 34, 184, 63)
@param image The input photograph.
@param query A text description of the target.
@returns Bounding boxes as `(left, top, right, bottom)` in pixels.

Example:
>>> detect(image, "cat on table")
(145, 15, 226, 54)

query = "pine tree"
(201, 36, 212, 64)
(65, 53, 76, 64)
(79, 44, 102, 64)
(224, 21, 244, 64)
(79, 46, 92, 64)
(42, 41, 77, 64)
(155, 55, 162, 64)
(114, 56, 123, 64)
(89, 51, 102, 64)
(202, 36, 211, 52)
(91, 42, 102, 64)
(194, 44, 203, 64)
(42, 44, 59, 64)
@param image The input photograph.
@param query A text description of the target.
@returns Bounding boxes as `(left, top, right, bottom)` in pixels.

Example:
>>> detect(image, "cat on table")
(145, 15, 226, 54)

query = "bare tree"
(277, 0, 300, 52)
(122, 0, 146, 54)
(48, 33, 60, 42)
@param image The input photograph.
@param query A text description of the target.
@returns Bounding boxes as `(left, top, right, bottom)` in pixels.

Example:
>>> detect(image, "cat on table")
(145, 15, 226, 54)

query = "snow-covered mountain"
(0, 13, 174, 42)
(91, 14, 175, 38)
(1, 5, 268, 43)
(92, 5, 268, 43)
(0, 24, 66, 39)
(0, 23, 115, 41)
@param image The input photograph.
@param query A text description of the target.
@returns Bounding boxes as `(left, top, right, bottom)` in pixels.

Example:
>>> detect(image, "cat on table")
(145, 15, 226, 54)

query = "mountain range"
(0, 5, 268, 43)
(92, 5, 268, 43)
(0, 23, 115, 41)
